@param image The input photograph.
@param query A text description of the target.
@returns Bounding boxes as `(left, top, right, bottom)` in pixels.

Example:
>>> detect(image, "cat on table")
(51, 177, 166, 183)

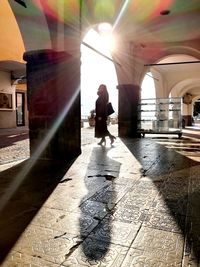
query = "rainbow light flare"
(33, 0, 80, 24)
(129, 0, 174, 21)
(0, 61, 80, 212)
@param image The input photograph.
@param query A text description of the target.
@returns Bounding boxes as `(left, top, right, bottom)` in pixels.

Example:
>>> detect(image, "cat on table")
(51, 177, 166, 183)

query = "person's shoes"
(98, 138, 106, 146)
(110, 136, 116, 145)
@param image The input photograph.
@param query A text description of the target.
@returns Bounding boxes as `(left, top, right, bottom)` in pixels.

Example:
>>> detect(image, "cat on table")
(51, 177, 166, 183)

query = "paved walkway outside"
(0, 125, 200, 266)
(0, 126, 29, 170)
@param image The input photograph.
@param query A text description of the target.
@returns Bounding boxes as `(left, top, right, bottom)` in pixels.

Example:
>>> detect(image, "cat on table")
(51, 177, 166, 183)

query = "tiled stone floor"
(1, 125, 200, 266)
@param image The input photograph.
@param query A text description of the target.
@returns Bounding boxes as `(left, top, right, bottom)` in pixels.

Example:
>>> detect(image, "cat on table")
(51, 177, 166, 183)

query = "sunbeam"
(113, 0, 130, 31)
(0, 85, 80, 212)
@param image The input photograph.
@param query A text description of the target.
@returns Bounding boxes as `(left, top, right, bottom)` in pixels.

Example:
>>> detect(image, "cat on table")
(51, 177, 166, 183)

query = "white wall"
(0, 71, 16, 128)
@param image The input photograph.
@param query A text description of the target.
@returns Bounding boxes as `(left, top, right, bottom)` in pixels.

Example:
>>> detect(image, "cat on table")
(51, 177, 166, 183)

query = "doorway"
(81, 26, 118, 126)
(16, 92, 25, 126)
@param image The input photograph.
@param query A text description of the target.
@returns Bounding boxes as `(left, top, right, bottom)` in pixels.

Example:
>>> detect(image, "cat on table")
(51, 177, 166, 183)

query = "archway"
(141, 72, 156, 99)
(81, 26, 118, 125)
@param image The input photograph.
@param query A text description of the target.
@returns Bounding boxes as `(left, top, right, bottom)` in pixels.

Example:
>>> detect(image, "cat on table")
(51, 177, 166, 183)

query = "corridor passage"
(0, 125, 200, 266)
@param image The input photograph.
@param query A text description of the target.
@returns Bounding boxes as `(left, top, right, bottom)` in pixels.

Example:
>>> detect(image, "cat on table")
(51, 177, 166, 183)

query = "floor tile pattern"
(1, 125, 200, 266)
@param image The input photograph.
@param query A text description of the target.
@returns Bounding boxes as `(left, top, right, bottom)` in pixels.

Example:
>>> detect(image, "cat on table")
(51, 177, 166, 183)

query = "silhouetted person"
(95, 84, 116, 146)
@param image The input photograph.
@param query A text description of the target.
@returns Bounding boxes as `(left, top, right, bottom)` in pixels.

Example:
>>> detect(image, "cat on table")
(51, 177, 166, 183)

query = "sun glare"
(99, 33, 115, 52)
(141, 73, 156, 99)
(98, 22, 115, 52)
(81, 25, 118, 118)
(98, 22, 112, 32)
(84, 23, 115, 54)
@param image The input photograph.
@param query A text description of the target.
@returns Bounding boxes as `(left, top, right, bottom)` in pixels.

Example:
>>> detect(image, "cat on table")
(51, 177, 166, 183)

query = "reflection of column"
(117, 84, 140, 137)
(24, 49, 81, 160)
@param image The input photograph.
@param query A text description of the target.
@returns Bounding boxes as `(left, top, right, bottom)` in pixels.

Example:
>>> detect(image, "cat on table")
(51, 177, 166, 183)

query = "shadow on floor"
(121, 136, 200, 264)
(0, 158, 75, 263)
(79, 146, 121, 260)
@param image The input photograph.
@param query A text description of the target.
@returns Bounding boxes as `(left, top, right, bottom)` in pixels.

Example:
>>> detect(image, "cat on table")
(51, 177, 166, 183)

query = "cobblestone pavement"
(0, 127, 30, 170)
(1, 125, 200, 266)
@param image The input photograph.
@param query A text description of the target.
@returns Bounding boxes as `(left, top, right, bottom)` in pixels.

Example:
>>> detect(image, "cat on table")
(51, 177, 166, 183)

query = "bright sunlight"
(81, 25, 118, 119)
(141, 73, 156, 99)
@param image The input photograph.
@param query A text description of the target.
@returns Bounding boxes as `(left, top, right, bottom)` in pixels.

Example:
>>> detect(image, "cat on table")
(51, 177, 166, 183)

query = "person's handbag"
(107, 102, 115, 116)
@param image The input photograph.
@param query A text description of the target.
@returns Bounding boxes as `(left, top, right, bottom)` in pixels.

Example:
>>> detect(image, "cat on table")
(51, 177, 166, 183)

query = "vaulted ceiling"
(0, 0, 200, 96)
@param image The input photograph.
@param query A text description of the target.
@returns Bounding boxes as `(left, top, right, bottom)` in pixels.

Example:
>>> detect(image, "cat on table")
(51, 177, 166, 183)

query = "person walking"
(95, 84, 116, 146)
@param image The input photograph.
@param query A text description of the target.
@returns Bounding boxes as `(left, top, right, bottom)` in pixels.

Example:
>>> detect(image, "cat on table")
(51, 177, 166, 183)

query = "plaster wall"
(0, 71, 16, 128)
(0, 0, 25, 62)
(150, 69, 167, 98)
(113, 42, 136, 85)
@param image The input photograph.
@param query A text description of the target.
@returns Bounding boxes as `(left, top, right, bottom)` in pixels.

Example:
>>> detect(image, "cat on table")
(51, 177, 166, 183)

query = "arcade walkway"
(0, 124, 200, 266)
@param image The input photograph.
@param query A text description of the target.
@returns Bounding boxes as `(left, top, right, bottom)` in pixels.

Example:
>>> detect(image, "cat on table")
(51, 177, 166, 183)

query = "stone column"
(23, 49, 81, 160)
(182, 115, 192, 127)
(117, 84, 140, 137)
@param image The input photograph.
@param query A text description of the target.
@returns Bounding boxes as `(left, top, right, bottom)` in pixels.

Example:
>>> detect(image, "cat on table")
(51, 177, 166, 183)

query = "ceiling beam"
(144, 60, 200, 67)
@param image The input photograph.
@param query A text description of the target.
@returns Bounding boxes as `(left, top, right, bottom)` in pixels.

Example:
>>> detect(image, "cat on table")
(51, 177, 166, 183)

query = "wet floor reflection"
(121, 136, 200, 263)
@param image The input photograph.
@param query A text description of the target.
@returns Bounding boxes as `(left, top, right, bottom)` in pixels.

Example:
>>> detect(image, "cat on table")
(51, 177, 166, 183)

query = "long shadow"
(79, 145, 121, 260)
(0, 157, 75, 263)
(121, 136, 200, 264)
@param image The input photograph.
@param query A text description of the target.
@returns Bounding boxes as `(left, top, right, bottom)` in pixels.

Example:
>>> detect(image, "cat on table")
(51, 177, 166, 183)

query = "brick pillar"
(117, 84, 140, 137)
(23, 49, 81, 160)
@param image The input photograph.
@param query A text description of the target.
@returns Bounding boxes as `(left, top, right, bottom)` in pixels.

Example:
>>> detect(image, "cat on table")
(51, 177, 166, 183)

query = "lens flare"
(0, 81, 80, 212)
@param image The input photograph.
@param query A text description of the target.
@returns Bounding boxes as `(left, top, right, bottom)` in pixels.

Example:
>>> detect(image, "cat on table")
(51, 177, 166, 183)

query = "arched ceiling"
(151, 54, 200, 79)
(0, 0, 25, 63)
(171, 78, 200, 96)
(6, 0, 200, 60)
(81, 1, 200, 44)
(0, 0, 199, 95)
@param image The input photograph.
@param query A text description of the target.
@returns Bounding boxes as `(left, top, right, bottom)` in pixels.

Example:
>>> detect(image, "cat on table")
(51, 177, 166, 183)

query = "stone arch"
(148, 45, 200, 65)
(8, 2, 82, 160)
(8, 1, 52, 52)
(161, 46, 200, 60)
(0, 0, 25, 62)
(139, 47, 200, 99)
(192, 95, 200, 102)
(137, 46, 200, 90)
(170, 78, 200, 126)
(171, 78, 200, 97)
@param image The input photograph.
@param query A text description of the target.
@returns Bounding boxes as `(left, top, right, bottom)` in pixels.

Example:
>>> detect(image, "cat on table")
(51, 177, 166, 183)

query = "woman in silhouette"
(95, 84, 116, 145)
